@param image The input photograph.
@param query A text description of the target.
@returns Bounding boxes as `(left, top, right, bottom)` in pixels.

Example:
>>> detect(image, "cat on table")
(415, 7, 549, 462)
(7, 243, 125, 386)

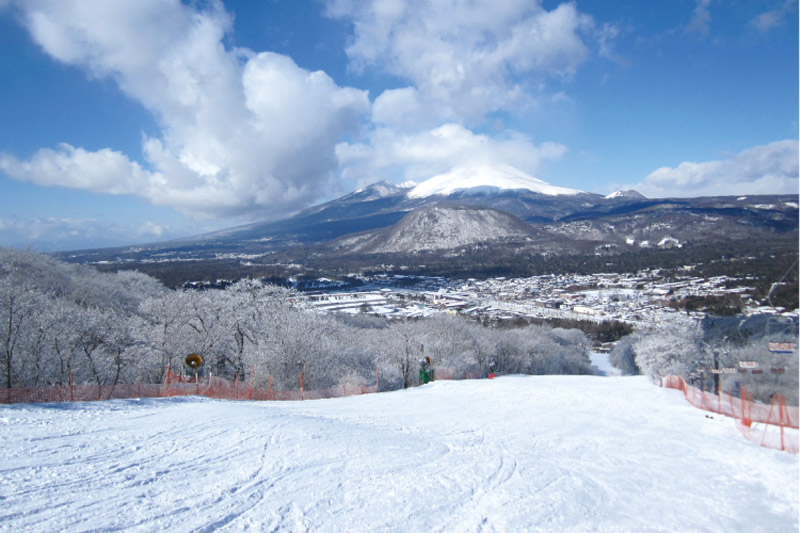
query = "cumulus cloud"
(0, 143, 152, 195)
(337, 123, 566, 186)
(3, 0, 369, 219)
(632, 140, 799, 198)
(1, 0, 611, 230)
(326, 0, 603, 128)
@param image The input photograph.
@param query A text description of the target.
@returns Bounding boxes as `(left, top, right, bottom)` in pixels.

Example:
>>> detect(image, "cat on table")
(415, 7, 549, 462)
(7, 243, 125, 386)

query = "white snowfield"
(1, 375, 797, 532)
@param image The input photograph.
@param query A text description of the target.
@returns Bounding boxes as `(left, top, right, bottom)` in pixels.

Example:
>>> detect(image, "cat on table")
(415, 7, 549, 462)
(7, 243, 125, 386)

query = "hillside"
(2, 375, 797, 531)
(331, 204, 533, 254)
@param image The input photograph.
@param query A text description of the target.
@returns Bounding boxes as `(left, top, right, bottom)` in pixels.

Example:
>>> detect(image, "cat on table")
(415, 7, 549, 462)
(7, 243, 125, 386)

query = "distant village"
(299, 270, 787, 331)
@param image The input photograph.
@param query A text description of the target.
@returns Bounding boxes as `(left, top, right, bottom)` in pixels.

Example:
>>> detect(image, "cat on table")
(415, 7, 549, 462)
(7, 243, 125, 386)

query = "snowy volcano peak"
(605, 189, 647, 200)
(408, 165, 583, 199)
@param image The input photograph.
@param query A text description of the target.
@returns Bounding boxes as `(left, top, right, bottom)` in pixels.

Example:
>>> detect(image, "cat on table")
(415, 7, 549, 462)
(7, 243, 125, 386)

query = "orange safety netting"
(661, 375, 799, 454)
(1, 368, 383, 405)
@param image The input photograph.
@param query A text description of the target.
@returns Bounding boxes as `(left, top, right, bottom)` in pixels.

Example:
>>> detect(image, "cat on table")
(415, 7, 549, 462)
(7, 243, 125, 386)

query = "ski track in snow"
(0, 376, 797, 532)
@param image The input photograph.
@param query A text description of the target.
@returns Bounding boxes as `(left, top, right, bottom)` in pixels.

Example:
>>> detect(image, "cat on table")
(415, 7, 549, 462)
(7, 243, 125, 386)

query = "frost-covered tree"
(632, 324, 703, 381)
(0, 276, 44, 387)
(137, 291, 195, 381)
(609, 336, 639, 375)
(379, 320, 426, 388)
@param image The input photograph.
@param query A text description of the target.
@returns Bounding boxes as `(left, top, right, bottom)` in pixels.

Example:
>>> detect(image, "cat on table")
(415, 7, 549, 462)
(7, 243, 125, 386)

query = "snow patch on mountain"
(658, 236, 682, 248)
(349, 181, 405, 200)
(408, 165, 583, 199)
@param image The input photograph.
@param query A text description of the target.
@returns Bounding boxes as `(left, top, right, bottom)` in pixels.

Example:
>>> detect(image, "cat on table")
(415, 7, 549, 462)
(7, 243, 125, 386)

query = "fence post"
(235, 373, 239, 400)
(195, 373, 199, 395)
(162, 363, 170, 398)
(69, 371, 74, 402)
(269, 376, 272, 401)
(249, 367, 254, 400)
(300, 370, 304, 401)
(376, 366, 380, 391)
(137, 377, 141, 399)
(761, 396, 778, 447)
(779, 395, 786, 452)
(740, 387, 750, 427)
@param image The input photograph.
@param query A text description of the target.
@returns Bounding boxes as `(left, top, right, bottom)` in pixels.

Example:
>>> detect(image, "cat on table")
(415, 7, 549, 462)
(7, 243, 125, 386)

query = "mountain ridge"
(53, 174, 798, 277)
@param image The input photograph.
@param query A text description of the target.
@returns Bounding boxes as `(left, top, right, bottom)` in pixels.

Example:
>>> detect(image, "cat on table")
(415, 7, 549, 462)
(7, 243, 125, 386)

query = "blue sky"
(0, 0, 797, 251)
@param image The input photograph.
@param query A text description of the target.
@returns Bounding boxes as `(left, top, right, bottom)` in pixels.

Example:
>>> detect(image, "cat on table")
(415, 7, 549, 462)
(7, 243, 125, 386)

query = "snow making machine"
(184, 353, 205, 378)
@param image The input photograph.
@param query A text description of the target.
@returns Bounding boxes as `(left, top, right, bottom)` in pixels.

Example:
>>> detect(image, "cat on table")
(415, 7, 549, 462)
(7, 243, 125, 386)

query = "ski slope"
(1, 375, 797, 532)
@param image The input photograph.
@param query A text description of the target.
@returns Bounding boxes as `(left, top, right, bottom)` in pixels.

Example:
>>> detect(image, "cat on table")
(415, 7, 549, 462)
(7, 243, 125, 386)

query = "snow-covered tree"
(609, 336, 639, 375)
(632, 324, 703, 381)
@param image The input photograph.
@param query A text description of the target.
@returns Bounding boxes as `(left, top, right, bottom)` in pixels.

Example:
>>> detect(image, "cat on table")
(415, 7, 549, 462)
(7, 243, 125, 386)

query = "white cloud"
(0, 215, 140, 251)
(326, 0, 602, 128)
(1, 0, 608, 229)
(632, 140, 799, 198)
(138, 221, 164, 239)
(3, 0, 369, 220)
(337, 123, 566, 186)
(0, 143, 152, 195)
(685, 0, 712, 37)
(750, 0, 796, 32)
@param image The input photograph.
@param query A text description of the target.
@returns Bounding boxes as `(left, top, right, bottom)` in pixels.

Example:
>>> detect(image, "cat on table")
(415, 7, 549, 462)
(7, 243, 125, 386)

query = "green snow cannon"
(419, 357, 434, 384)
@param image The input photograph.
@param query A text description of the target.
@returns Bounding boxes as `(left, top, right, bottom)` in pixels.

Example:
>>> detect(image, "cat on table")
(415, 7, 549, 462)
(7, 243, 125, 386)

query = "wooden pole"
(249, 366, 255, 400)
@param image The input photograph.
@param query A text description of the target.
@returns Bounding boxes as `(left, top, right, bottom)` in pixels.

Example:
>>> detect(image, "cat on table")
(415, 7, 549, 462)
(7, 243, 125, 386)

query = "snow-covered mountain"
(333, 205, 532, 254)
(408, 165, 583, 198)
(58, 170, 798, 271)
(346, 180, 406, 201)
(605, 189, 646, 200)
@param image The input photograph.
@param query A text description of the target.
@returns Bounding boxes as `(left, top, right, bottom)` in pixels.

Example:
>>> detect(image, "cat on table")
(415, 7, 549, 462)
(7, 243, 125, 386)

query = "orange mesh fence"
(662, 375, 799, 454)
(433, 368, 502, 381)
(0, 382, 164, 403)
(0, 364, 501, 405)
(660, 375, 799, 428)
(2, 368, 385, 405)
(735, 418, 800, 454)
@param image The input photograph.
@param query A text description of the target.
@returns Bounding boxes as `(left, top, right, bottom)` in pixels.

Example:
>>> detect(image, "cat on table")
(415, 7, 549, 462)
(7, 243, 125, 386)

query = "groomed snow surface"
(2, 375, 797, 532)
